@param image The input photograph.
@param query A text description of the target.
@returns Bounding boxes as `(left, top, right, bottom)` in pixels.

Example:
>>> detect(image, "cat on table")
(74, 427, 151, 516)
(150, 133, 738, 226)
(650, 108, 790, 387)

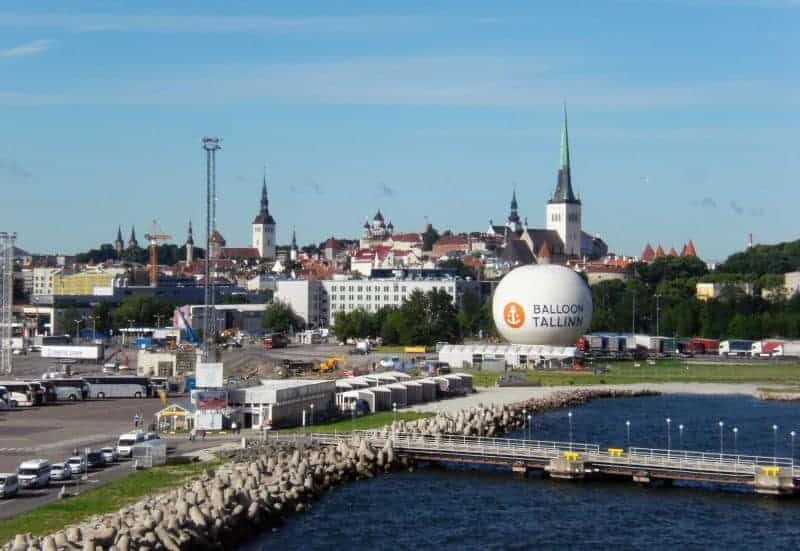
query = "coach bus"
(39, 378, 90, 401)
(82, 376, 152, 399)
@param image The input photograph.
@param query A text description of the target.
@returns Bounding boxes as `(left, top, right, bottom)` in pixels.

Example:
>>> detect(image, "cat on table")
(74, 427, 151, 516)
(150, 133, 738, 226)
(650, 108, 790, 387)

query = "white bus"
(39, 379, 90, 401)
(0, 381, 43, 407)
(83, 376, 152, 399)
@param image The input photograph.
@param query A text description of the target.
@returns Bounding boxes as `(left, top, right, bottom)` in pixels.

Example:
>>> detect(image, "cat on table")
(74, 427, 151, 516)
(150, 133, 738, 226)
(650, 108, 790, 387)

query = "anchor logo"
(503, 302, 525, 329)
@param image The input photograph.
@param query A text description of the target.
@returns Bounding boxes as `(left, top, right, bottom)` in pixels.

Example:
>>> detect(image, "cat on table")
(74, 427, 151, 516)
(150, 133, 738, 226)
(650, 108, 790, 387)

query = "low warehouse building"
(228, 379, 336, 429)
(438, 344, 579, 370)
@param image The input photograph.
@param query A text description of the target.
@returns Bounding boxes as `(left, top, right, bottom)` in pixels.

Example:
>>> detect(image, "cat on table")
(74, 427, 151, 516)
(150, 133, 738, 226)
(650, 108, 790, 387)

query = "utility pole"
(201, 137, 221, 361)
(0, 232, 16, 375)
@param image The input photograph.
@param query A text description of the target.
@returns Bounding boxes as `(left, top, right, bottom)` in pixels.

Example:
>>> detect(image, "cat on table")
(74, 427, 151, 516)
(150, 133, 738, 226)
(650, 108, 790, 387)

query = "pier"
(296, 431, 798, 496)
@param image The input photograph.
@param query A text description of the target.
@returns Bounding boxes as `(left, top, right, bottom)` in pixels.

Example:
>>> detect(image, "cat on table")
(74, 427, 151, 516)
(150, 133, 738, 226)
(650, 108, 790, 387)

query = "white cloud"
(0, 13, 447, 34)
(0, 54, 795, 110)
(0, 38, 55, 58)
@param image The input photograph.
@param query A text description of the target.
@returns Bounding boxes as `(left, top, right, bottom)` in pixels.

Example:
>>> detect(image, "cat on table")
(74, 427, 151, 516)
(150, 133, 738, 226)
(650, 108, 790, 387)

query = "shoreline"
(409, 382, 767, 414)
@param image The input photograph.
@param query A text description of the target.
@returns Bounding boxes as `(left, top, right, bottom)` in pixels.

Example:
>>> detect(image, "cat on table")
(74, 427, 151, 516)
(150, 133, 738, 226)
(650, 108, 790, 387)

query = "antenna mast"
(201, 137, 221, 361)
(0, 232, 16, 375)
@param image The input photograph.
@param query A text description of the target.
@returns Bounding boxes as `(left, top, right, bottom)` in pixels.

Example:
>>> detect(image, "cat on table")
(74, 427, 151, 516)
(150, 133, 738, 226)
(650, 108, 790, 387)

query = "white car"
(379, 356, 400, 369)
(50, 462, 73, 482)
(66, 456, 87, 475)
(99, 447, 118, 463)
(17, 460, 51, 489)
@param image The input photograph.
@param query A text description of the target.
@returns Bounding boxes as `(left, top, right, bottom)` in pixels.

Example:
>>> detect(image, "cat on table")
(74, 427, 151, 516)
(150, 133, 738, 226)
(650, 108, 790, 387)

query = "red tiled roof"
(221, 247, 260, 259)
(391, 233, 423, 243)
(654, 244, 665, 258)
(682, 240, 697, 257)
(641, 243, 655, 262)
(434, 235, 468, 246)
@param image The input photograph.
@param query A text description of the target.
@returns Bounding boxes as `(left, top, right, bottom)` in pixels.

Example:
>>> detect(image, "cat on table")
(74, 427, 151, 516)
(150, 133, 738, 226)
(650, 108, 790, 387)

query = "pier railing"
(293, 431, 795, 478)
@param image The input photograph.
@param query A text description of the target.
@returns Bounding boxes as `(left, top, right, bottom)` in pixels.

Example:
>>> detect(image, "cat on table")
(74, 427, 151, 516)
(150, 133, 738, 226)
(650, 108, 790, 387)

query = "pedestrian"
(189, 428, 196, 441)
(231, 421, 238, 434)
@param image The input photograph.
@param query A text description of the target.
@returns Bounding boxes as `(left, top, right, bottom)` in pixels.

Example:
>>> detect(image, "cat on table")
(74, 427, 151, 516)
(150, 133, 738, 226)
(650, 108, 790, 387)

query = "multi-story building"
(274, 279, 327, 328)
(32, 267, 65, 297)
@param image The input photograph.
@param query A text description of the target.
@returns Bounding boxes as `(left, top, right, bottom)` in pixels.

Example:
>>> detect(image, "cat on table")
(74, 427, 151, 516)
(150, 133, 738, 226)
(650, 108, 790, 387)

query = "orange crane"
(144, 220, 172, 287)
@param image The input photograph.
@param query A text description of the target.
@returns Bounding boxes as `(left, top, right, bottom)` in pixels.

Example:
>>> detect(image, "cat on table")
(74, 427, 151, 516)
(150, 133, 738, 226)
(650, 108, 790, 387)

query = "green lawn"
(279, 411, 434, 433)
(0, 461, 218, 545)
(465, 360, 800, 387)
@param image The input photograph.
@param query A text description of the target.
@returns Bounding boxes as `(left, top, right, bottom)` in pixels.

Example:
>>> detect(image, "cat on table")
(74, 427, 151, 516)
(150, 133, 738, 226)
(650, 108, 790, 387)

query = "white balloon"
(492, 264, 593, 346)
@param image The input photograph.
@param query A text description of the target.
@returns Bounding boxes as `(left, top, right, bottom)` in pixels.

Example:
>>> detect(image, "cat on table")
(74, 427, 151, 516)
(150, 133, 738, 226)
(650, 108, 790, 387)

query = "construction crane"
(144, 220, 172, 288)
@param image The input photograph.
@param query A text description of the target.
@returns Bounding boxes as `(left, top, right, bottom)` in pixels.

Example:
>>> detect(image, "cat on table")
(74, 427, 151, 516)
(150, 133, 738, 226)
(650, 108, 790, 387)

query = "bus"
(38, 379, 90, 401)
(0, 381, 44, 407)
(82, 376, 152, 399)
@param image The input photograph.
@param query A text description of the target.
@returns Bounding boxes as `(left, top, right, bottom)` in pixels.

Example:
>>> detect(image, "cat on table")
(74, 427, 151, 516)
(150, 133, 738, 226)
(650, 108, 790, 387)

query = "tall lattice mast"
(201, 138, 221, 361)
(0, 232, 16, 375)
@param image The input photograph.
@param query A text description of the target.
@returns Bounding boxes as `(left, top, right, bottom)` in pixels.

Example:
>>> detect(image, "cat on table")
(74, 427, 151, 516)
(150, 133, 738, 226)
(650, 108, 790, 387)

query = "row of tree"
(75, 244, 205, 265)
(57, 295, 177, 335)
(591, 255, 800, 340)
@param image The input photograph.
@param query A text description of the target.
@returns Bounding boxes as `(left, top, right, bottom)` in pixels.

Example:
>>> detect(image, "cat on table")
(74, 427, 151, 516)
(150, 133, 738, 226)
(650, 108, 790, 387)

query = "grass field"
(465, 360, 800, 388)
(0, 461, 218, 545)
(278, 411, 434, 433)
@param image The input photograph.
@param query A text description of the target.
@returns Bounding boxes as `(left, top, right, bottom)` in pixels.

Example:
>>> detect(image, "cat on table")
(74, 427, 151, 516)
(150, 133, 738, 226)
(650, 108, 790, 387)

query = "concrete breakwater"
(3, 388, 656, 551)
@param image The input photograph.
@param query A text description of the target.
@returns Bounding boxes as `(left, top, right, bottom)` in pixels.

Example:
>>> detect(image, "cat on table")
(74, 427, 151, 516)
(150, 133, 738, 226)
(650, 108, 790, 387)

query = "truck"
(751, 340, 783, 357)
(686, 338, 720, 355)
(719, 339, 754, 357)
(263, 333, 288, 350)
(41, 344, 104, 362)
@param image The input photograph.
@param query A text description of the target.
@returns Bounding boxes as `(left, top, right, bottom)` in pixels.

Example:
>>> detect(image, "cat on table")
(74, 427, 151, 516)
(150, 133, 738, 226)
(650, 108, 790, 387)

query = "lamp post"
(351, 401, 356, 432)
(718, 421, 724, 457)
(655, 294, 662, 336)
(522, 409, 527, 440)
(309, 404, 314, 428)
(88, 315, 97, 341)
(678, 424, 684, 449)
(666, 418, 671, 454)
(791, 430, 796, 460)
(568, 411, 573, 450)
(732, 427, 739, 456)
(392, 402, 397, 426)
(625, 420, 631, 449)
(773, 424, 779, 465)
(74, 319, 83, 342)
(528, 415, 532, 441)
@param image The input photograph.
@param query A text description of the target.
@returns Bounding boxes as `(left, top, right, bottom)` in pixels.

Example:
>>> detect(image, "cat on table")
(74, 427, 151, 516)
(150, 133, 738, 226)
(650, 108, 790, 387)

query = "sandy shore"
(409, 382, 766, 413)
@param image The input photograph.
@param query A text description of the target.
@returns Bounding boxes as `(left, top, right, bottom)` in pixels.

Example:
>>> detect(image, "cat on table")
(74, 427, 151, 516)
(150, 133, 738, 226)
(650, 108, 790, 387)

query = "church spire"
(550, 104, 579, 204)
(116, 226, 123, 243)
(186, 220, 194, 245)
(507, 188, 520, 225)
(253, 167, 276, 225)
(291, 227, 297, 249)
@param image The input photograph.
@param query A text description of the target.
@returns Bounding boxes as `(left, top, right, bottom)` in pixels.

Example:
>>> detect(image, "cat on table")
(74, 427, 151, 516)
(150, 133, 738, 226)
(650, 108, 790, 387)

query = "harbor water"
(244, 394, 800, 549)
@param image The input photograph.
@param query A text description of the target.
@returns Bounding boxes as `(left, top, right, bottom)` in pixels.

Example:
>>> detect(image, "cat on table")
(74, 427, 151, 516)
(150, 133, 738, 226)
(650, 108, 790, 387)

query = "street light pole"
(773, 424, 779, 464)
(718, 421, 724, 458)
(74, 319, 82, 342)
(732, 427, 738, 455)
(528, 414, 532, 441)
(568, 411, 573, 450)
(791, 431, 796, 460)
(655, 294, 662, 336)
(626, 420, 631, 449)
(678, 424, 684, 449)
(666, 418, 671, 454)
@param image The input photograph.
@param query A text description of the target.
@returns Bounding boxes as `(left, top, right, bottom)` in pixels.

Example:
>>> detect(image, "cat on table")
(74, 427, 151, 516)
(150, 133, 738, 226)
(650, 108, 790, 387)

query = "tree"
(56, 306, 80, 337)
(89, 302, 113, 335)
(457, 290, 484, 338)
(111, 296, 175, 330)
(262, 301, 303, 333)
(438, 258, 477, 279)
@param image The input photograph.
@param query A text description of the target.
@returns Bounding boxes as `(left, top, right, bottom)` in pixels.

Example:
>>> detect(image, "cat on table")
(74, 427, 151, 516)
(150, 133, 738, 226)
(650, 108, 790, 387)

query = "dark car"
(86, 451, 105, 469)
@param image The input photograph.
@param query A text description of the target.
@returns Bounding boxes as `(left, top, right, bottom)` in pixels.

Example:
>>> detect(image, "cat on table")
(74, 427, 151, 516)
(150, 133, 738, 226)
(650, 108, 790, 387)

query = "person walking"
(231, 421, 238, 435)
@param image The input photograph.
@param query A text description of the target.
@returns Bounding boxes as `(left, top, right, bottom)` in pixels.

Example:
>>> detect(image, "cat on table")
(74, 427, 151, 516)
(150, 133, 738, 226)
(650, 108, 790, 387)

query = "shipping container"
(751, 340, 783, 357)
(779, 341, 800, 357)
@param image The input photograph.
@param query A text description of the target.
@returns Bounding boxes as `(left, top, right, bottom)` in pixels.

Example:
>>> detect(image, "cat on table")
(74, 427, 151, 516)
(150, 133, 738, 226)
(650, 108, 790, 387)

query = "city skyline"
(1, 1, 798, 261)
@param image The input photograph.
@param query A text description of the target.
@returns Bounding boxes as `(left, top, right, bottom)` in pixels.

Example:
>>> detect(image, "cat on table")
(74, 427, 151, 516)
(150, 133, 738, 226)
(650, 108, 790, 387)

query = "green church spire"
(549, 103, 579, 204)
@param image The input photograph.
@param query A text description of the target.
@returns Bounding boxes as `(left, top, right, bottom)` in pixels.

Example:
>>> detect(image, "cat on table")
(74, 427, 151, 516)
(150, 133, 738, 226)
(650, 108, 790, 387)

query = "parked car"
(0, 473, 19, 498)
(66, 456, 87, 475)
(49, 462, 73, 482)
(86, 451, 105, 469)
(99, 447, 118, 464)
(144, 432, 160, 441)
(17, 459, 51, 489)
(379, 356, 400, 369)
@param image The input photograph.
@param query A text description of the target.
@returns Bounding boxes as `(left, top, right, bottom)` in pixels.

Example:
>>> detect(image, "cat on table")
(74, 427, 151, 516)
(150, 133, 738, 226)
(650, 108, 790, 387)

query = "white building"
(252, 173, 276, 260)
(274, 279, 327, 328)
(272, 275, 480, 329)
(546, 108, 582, 257)
(32, 267, 60, 297)
(228, 379, 336, 429)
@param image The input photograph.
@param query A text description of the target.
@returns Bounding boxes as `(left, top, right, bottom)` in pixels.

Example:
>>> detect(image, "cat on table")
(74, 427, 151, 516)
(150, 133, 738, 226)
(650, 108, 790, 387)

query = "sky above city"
(0, 1, 798, 262)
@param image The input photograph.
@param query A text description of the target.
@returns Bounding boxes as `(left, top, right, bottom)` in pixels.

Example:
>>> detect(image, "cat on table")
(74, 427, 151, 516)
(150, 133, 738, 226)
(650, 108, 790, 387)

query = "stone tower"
(252, 170, 276, 260)
(546, 106, 582, 257)
(185, 220, 195, 263)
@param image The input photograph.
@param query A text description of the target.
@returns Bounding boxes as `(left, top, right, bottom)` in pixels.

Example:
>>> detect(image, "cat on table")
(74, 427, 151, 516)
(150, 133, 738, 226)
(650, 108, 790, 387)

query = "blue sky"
(0, 1, 797, 262)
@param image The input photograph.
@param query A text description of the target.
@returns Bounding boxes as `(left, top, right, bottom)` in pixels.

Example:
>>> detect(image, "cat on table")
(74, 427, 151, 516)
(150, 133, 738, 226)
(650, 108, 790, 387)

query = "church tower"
(127, 225, 139, 251)
(546, 106, 582, 257)
(114, 227, 124, 257)
(290, 227, 298, 261)
(252, 169, 276, 260)
(185, 220, 195, 264)
(506, 189, 521, 233)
